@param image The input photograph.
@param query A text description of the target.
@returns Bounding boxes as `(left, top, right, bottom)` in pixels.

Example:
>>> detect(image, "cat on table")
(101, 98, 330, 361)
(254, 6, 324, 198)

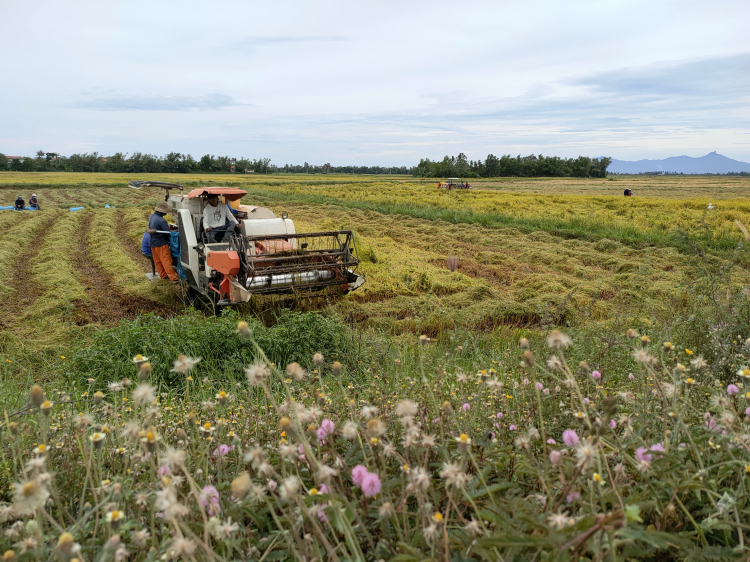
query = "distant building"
(6, 156, 24, 165)
(230, 165, 236, 172)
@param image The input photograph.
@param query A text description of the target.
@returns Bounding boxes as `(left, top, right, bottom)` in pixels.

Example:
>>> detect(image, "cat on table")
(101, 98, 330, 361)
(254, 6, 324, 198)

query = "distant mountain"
(608, 152, 750, 174)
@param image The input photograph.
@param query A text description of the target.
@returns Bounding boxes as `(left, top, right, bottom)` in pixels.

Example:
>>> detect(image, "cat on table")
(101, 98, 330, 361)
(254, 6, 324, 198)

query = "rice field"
(0, 173, 747, 350)
(2, 173, 750, 560)
(3, 171, 748, 198)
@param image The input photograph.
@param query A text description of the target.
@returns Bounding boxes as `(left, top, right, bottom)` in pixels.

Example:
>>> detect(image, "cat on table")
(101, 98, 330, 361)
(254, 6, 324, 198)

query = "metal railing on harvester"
(234, 230, 360, 295)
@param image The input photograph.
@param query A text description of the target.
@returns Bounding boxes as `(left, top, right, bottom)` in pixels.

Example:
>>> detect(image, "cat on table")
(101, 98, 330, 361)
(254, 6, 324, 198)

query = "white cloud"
(70, 92, 249, 111)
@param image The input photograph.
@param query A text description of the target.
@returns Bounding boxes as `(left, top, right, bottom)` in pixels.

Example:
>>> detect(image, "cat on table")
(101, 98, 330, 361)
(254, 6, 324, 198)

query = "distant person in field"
(28, 193, 40, 210)
(148, 202, 179, 282)
(14, 195, 24, 210)
(624, 189, 633, 197)
(203, 192, 238, 243)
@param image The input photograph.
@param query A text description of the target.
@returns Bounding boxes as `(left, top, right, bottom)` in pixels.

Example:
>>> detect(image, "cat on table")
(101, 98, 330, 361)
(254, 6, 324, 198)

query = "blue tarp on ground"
(69, 207, 85, 212)
(169, 231, 187, 280)
(0, 206, 13, 210)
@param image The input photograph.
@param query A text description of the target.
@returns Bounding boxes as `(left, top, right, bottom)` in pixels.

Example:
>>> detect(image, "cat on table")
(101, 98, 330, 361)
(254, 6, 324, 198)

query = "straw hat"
(154, 201, 173, 213)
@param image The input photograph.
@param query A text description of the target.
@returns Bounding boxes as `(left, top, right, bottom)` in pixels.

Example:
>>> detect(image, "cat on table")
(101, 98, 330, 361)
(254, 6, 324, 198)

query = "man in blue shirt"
(141, 231, 153, 257)
(148, 202, 179, 282)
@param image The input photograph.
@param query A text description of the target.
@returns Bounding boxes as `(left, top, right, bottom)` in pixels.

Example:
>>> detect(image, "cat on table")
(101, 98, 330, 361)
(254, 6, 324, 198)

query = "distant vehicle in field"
(437, 178, 471, 190)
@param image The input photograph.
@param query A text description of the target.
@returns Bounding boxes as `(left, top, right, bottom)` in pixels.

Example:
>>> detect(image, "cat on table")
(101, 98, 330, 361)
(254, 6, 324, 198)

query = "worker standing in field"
(148, 202, 179, 282)
(203, 192, 239, 242)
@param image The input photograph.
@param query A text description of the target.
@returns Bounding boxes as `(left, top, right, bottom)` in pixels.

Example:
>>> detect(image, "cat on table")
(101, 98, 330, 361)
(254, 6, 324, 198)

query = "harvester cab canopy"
(186, 187, 248, 202)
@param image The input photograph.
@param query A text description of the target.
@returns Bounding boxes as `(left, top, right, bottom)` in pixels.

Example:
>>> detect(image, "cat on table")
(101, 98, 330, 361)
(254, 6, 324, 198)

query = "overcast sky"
(1, 0, 749, 165)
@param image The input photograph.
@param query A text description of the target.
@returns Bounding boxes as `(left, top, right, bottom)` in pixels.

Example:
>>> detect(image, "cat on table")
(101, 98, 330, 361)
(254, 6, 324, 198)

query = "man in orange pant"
(148, 201, 179, 282)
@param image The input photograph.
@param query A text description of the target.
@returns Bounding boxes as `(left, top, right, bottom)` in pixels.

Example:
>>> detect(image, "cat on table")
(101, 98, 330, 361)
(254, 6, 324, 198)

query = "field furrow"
(76, 210, 175, 323)
(87, 209, 152, 298)
(115, 208, 152, 272)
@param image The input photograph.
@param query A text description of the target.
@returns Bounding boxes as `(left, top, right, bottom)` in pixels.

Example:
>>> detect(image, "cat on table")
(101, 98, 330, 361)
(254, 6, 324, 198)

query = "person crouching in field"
(148, 202, 179, 282)
(28, 193, 41, 210)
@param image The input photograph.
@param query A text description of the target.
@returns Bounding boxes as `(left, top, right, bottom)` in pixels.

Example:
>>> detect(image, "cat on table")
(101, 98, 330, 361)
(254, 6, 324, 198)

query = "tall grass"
(71, 310, 356, 387)
(2, 324, 750, 560)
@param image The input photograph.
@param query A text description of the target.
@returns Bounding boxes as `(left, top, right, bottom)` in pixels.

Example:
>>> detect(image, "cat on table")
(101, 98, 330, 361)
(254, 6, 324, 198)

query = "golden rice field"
(4, 171, 748, 198)
(0, 172, 748, 349)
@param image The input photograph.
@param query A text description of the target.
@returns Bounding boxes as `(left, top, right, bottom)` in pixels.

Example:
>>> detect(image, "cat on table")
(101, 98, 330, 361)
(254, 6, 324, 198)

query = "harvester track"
(71, 212, 174, 326)
(114, 211, 150, 272)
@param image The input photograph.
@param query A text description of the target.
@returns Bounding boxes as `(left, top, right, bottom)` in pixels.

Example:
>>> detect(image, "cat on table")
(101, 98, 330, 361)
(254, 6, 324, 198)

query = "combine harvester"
(437, 178, 471, 190)
(129, 181, 365, 307)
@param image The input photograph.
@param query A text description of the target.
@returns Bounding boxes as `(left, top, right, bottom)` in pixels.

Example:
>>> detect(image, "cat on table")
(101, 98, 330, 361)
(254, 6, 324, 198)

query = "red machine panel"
(207, 251, 240, 275)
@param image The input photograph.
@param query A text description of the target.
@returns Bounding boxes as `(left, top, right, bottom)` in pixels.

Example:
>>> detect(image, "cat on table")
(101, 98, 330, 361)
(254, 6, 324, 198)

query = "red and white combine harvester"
(130, 182, 365, 307)
(437, 178, 471, 190)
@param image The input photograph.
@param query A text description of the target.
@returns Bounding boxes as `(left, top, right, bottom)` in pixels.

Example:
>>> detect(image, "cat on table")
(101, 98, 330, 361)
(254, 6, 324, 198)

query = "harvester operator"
(148, 202, 179, 282)
(203, 193, 239, 243)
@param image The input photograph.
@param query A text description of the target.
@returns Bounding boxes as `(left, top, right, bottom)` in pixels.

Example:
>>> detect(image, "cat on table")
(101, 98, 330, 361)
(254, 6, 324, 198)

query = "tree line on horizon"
(2, 150, 612, 178)
(412, 153, 612, 178)
(0, 151, 413, 175)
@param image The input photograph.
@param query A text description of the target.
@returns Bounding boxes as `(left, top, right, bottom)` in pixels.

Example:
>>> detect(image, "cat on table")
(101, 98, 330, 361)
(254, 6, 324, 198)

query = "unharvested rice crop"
(287, 204, 711, 335)
(3, 171, 748, 199)
(243, 181, 750, 253)
(0, 174, 748, 345)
